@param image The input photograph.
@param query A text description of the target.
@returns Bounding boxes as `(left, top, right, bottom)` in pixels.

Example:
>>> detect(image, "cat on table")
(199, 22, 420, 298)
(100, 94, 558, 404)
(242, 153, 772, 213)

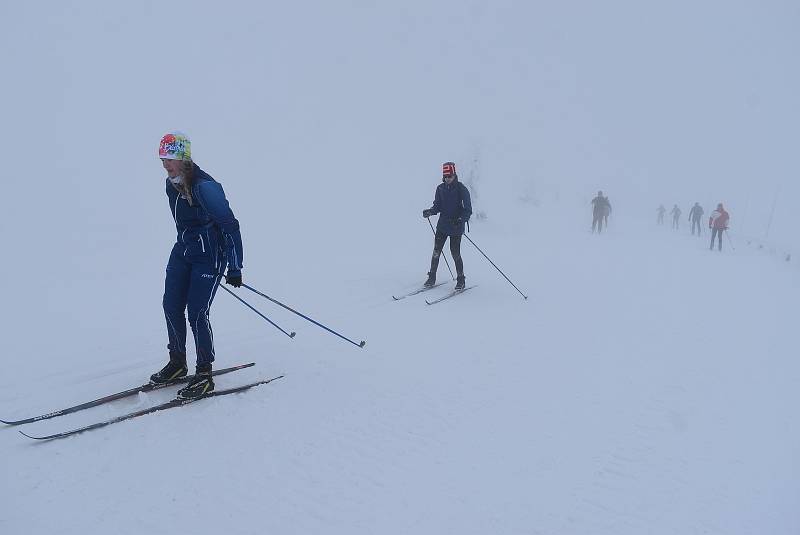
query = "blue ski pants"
(163, 243, 225, 366)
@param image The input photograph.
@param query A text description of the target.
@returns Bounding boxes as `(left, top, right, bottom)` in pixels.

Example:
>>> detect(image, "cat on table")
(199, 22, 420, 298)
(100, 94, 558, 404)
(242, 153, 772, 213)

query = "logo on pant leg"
(201, 274, 215, 279)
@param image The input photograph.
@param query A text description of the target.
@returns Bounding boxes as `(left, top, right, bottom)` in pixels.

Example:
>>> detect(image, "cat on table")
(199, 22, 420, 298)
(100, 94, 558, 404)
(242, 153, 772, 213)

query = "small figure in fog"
(591, 191, 611, 233)
(688, 202, 704, 236)
(670, 204, 682, 230)
(709, 203, 730, 251)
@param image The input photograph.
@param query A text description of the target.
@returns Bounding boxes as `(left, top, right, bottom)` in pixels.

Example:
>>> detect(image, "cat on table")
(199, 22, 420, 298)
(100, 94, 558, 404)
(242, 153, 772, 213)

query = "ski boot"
(455, 275, 466, 291)
(150, 351, 188, 384)
(423, 272, 436, 288)
(177, 363, 214, 400)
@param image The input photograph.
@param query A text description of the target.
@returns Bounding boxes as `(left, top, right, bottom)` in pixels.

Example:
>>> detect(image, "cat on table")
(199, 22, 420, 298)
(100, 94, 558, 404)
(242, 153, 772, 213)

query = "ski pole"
(427, 217, 455, 280)
(240, 283, 366, 349)
(725, 229, 736, 251)
(220, 284, 296, 339)
(462, 234, 528, 300)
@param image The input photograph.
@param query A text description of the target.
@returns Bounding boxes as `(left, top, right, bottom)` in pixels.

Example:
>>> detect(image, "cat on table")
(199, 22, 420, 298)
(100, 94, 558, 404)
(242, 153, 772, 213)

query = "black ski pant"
(691, 218, 702, 235)
(592, 214, 604, 233)
(710, 228, 724, 251)
(429, 231, 464, 281)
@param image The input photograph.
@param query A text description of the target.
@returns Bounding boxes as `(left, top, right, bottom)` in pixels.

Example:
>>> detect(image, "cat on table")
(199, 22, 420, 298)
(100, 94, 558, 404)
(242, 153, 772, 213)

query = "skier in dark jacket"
(150, 132, 244, 400)
(657, 204, 666, 225)
(422, 162, 472, 290)
(688, 202, 704, 236)
(591, 191, 611, 233)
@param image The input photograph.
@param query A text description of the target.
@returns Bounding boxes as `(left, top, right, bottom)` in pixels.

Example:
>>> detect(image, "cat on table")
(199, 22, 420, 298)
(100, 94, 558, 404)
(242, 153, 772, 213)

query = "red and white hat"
(442, 162, 457, 178)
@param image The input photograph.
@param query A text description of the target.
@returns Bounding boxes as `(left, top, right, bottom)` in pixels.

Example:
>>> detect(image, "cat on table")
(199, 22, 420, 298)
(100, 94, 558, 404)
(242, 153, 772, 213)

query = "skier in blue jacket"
(150, 132, 244, 399)
(422, 162, 472, 290)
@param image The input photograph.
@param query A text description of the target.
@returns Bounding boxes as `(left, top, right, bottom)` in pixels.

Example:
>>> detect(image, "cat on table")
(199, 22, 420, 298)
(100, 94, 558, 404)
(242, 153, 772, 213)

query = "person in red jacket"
(708, 203, 730, 251)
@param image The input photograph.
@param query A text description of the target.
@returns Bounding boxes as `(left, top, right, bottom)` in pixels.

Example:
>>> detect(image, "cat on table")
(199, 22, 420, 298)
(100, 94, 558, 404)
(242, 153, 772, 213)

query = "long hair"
(178, 159, 195, 205)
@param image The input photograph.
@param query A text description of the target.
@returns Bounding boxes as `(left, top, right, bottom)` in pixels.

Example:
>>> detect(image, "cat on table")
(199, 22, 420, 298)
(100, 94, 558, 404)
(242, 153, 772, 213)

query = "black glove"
(422, 209, 433, 218)
(225, 274, 243, 288)
(453, 217, 464, 225)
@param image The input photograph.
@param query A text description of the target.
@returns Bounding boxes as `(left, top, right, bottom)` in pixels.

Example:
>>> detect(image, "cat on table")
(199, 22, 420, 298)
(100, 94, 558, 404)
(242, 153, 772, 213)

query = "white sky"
(1, 0, 797, 242)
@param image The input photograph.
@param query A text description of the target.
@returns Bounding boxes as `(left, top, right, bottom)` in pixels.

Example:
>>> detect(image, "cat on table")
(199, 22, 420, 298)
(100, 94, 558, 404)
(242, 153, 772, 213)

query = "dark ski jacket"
(592, 195, 611, 217)
(166, 163, 243, 276)
(689, 205, 704, 221)
(428, 179, 472, 236)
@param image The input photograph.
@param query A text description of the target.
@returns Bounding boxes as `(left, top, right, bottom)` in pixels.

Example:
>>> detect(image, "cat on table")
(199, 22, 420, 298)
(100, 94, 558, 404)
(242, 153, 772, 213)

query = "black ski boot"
(150, 351, 188, 384)
(455, 275, 466, 291)
(177, 364, 214, 400)
(423, 272, 436, 288)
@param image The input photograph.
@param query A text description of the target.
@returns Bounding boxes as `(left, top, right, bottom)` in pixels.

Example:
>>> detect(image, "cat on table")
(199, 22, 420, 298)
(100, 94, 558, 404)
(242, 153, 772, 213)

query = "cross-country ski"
(425, 285, 477, 305)
(19, 376, 284, 441)
(1, 363, 255, 426)
(392, 282, 446, 300)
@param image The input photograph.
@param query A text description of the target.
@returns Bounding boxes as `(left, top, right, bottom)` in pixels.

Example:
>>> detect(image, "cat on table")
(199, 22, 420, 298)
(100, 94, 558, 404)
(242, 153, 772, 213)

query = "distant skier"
(603, 195, 612, 228)
(150, 132, 244, 399)
(708, 203, 730, 251)
(670, 204, 682, 230)
(688, 202, 704, 236)
(422, 162, 472, 290)
(591, 191, 611, 233)
(657, 204, 666, 225)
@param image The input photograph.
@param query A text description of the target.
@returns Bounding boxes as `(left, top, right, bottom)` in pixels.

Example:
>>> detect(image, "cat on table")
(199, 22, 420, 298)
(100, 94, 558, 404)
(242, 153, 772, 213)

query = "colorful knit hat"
(443, 162, 457, 178)
(159, 132, 191, 160)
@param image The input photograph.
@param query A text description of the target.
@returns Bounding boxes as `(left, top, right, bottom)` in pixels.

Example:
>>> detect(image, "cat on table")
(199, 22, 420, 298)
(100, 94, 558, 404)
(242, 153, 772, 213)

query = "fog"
(1, 2, 798, 533)
(3, 1, 797, 237)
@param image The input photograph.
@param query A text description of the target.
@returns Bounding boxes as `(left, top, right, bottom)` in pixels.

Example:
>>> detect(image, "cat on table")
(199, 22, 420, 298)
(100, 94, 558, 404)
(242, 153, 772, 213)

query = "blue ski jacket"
(166, 164, 243, 276)
(428, 179, 472, 236)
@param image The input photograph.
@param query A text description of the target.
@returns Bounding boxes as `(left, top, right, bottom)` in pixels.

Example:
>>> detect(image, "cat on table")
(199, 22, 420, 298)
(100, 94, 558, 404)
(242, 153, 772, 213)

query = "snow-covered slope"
(2, 1, 799, 534)
(2, 202, 798, 534)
